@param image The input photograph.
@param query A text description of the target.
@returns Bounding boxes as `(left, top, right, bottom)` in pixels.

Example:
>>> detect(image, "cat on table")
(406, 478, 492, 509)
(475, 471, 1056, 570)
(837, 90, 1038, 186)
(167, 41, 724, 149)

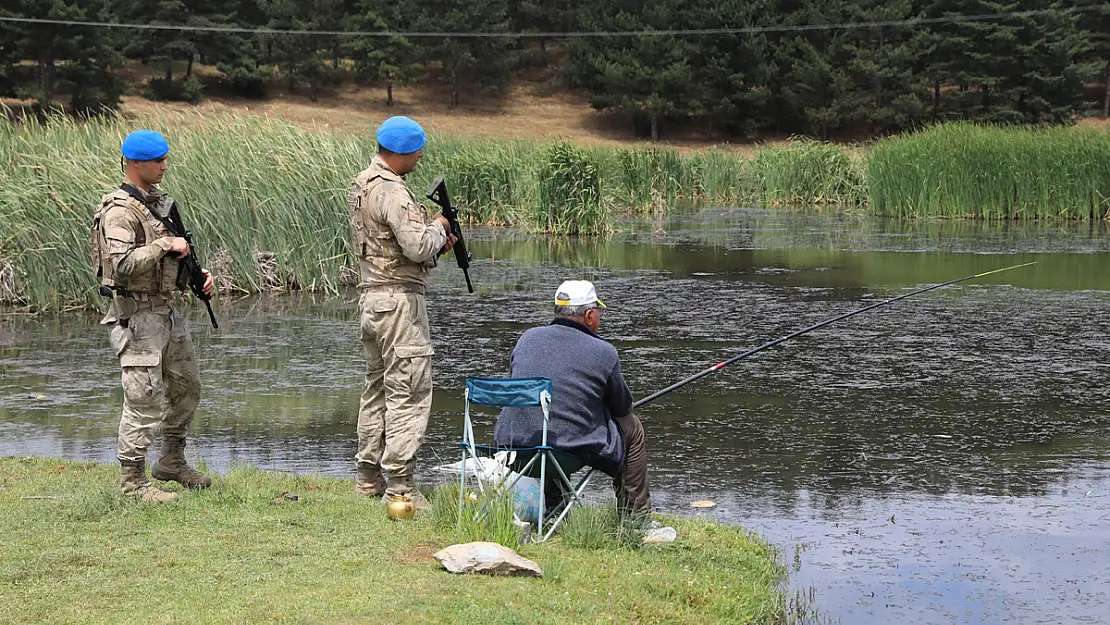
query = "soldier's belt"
(110, 288, 168, 301)
(361, 283, 426, 296)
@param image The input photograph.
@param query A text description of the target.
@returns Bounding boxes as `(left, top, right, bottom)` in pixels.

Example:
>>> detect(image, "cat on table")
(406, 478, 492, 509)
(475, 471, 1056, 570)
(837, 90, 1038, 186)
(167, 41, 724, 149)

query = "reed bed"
(535, 142, 608, 235)
(604, 147, 696, 211)
(2, 110, 1106, 312)
(748, 140, 868, 206)
(868, 123, 1110, 219)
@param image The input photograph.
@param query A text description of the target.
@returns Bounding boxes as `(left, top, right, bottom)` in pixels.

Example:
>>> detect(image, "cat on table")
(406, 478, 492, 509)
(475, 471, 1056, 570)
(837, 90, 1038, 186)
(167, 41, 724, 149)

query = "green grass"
(868, 122, 1110, 219)
(429, 481, 525, 547)
(0, 456, 789, 624)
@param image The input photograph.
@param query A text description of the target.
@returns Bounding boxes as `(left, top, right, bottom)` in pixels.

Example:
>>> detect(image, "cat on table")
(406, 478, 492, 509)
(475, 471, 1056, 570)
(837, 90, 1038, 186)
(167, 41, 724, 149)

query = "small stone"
(512, 519, 533, 544)
(643, 526, 677, 543)
(433, 542, 542, 577)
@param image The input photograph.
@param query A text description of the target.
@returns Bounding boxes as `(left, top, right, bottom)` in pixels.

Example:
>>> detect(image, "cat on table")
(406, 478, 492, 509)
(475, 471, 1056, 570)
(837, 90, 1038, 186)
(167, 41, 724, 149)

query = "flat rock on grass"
(643, 525, 678, 543)
(433, 542, 542, 577)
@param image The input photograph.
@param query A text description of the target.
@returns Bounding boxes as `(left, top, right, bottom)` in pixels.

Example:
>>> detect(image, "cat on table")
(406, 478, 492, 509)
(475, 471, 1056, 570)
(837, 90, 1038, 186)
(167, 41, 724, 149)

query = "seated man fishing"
(493, 280, 651, 517)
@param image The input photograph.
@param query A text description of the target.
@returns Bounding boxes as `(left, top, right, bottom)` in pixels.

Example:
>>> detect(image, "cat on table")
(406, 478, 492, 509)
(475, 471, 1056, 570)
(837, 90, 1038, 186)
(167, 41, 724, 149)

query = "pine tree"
(347, 0, 415, 107)
(927, 0, 1089, 123)
(5, 0, 123, 112)
(406, 0, 513, 107)
(765, 0, 861, 138)
(515, 0, 571, 54)
(689, 0, 776, 137)
(915, 0, 964, 120)
(1083, 3, 1110, 117)
(568, 0, 705, 140)
(66, 0, 126, 114)
(262, 0, 347, 102)
(122, 0, 195, 84)
(1006, 1, 1090, 123)
(838, 0, 928, 134)
(0, 6, 20, 98)
(210, 0, 271, 98)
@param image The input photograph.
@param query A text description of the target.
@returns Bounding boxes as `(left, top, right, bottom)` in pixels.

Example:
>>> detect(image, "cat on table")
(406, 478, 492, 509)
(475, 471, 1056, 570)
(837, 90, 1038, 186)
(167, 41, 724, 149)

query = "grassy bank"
(0, 456, 789, 624)
(2, 111, 1106, 312)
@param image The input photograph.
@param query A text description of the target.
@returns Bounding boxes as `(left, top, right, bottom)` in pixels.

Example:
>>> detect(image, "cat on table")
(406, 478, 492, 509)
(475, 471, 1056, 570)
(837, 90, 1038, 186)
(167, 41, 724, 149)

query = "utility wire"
(0, 5, 1105, 39)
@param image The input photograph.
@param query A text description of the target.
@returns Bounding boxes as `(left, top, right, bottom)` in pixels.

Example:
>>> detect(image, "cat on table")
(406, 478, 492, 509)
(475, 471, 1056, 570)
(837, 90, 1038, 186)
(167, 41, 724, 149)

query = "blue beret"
(376, 116, 426, 154)
(121, 129, 169, 161)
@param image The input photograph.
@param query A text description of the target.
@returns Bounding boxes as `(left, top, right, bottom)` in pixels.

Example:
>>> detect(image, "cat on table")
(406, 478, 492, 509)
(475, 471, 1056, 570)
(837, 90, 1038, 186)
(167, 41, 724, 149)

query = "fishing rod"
(632, 261, 1036, 409)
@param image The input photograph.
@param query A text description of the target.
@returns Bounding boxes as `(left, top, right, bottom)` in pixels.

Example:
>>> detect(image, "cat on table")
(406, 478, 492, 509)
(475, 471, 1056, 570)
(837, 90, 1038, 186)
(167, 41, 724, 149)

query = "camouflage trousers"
(103, 297, 201, 462)
(355, 284, 435, 495)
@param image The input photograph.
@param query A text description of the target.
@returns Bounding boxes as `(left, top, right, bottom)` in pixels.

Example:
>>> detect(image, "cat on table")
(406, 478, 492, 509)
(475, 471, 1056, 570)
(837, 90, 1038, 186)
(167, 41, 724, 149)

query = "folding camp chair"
(459, 376, 595, 543)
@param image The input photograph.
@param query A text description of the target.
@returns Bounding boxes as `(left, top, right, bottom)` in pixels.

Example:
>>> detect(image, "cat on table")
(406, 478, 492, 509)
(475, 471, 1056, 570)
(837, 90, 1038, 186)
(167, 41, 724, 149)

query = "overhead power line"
(0, 5, 1106, 39)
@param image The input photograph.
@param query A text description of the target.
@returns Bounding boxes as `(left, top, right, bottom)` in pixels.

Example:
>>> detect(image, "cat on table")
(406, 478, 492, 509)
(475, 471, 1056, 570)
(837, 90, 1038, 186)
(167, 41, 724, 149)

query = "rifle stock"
(425, 175, 474, 293)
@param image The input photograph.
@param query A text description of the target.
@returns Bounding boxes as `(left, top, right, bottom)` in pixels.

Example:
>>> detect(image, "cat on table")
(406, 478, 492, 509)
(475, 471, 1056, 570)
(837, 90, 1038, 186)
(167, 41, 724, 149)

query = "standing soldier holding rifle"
(91, 129, 217, 503)
(348, 116, 458, 506)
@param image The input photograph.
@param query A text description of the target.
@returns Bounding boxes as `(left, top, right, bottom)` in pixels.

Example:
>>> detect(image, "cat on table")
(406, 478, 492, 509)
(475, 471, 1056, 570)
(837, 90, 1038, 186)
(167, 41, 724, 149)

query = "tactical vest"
(91, 188, 180, 293)
(348, 169, 420, 273)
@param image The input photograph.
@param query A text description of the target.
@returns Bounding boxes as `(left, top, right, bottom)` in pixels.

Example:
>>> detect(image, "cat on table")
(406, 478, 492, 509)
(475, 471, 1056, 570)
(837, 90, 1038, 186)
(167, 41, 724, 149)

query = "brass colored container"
(386, 494, 415, 520)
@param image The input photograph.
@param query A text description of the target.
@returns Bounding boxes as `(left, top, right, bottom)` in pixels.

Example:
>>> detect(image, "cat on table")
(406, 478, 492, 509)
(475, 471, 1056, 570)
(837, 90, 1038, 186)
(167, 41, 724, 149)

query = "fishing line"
(632, 262, 1037, 409)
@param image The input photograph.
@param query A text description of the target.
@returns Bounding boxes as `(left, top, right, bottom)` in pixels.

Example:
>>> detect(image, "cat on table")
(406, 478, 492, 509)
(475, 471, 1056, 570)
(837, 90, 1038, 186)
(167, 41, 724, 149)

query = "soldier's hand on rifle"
(166, 236, 191, 258)
(201, 269, 215, 297)
(439, 233, 459, 256)
(433, 215, 451, 235)
(432, 215, 457, 255)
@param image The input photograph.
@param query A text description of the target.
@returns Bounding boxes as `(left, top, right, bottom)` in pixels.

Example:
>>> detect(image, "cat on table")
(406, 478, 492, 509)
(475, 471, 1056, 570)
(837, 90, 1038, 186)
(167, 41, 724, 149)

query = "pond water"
(3, 208, 1108, 624)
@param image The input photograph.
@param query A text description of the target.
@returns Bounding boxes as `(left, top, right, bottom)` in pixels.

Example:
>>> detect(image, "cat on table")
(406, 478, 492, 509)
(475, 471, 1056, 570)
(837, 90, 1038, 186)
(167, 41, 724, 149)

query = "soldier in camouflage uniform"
(348, 116, 456, 501)
(91, 129, 216, 503)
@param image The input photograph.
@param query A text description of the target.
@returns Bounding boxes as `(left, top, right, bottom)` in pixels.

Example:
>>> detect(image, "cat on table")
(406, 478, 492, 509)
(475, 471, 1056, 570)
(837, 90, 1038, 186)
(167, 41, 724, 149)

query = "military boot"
(383, 476, 430, 511)
(355, 464, 383, 497)
(120, 459, 179, 503)
(151, 437, 212, 489)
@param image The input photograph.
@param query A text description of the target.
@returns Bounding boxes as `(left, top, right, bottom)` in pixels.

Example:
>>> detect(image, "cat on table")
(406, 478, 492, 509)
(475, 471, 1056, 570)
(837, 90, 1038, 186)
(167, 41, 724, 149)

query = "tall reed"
(3, 110, 1106, 313)
(535, 141, 609, 235)
(686, 149, 756, 204)
(748, 139, 867, 206)
(868, 122, 1110, 219)
(607, 147, 693, 211)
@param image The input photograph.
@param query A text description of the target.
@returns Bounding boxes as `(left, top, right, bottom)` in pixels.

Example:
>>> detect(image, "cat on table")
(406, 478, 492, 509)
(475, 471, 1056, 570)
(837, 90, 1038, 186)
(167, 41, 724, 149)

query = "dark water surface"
(3, 208, 1109, 624)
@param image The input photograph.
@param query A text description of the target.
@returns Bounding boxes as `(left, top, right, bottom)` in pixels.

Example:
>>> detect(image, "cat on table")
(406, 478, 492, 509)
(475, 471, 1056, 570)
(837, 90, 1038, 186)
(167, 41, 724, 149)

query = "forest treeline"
(1, 0, 1108, 138)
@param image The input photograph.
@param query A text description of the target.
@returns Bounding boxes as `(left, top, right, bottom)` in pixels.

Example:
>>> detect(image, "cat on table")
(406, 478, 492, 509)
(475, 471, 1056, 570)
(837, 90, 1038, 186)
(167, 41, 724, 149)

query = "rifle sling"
(119, 183, 182, 235)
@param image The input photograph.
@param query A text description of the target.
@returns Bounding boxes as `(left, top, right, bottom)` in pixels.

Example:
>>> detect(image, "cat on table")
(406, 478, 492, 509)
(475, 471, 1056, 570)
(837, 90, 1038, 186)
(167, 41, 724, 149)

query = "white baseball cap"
(554, 280, 606, 308)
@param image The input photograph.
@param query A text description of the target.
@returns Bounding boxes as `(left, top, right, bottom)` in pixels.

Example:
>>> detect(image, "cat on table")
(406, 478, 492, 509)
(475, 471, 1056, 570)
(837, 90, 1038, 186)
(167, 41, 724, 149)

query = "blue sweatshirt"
(494, 318, 633, 477)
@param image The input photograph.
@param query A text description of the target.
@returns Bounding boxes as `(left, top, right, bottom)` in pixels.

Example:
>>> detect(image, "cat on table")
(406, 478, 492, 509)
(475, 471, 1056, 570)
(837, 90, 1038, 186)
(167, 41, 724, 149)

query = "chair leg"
(457, 447, 467, 530)
(537, 452, 547, 540)
(540, 468, 595, 542)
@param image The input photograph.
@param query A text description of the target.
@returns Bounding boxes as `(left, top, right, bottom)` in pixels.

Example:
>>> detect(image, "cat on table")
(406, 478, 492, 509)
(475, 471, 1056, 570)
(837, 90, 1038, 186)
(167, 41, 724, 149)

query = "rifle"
(120, 184, 219, 329)
(425, 175, 474, 293)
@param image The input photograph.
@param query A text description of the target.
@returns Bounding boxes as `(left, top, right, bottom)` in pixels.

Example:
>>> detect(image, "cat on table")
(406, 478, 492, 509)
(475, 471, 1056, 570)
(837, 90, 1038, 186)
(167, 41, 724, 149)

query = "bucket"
(512, 475, 542, 524)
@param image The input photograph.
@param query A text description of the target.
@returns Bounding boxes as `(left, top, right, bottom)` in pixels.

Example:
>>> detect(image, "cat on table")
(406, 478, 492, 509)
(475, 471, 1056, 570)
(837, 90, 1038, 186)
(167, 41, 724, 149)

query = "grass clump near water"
(868, 122, 1110, 219)
(749, 140, 867, 206)
(536, 141, 609, 235)
(608, 147, 697, 211)
(0, 456, 790, 624)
